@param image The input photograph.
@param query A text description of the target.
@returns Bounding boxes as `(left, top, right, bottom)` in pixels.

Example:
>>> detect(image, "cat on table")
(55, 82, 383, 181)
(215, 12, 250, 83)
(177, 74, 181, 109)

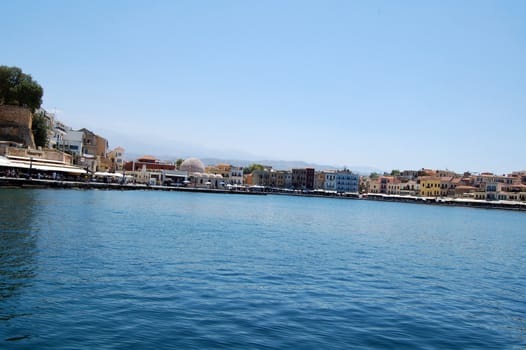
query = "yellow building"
(419, 176, 442, 197)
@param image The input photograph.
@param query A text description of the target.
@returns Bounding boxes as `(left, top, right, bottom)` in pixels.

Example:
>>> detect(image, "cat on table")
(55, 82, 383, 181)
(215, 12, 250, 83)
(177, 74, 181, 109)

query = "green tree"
(243, 163, 265, 174)
(176, 158, 184, 167)
(370, 172, 379, 179)
(32, 110, 49, 148)
(390, 169, 401, 176)
(0, 66, 43, 112)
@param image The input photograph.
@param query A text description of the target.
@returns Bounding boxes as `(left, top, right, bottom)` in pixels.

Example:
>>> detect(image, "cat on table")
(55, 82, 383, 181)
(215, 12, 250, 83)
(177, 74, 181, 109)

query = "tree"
(390, 169, 401, 176)
(0, 66, 43, 112)
(32, 110, 49, 148)
(370, 172, 379, 179)
(243, 163, 265, 174)
(176, 158, 184, 167)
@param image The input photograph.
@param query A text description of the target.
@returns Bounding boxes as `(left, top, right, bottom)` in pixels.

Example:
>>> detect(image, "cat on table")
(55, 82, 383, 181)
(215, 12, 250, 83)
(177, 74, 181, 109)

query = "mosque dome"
(180, 157, 205, 173)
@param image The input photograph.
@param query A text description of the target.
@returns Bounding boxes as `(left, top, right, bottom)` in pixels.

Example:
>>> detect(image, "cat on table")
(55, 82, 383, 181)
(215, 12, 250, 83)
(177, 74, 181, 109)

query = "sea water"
(1, 189, 525, 349)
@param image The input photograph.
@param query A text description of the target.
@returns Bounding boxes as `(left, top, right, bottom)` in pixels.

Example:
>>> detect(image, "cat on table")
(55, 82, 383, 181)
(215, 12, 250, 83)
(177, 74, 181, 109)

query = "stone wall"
(0, 144, 73, 165)
(0, 105, 36, 148)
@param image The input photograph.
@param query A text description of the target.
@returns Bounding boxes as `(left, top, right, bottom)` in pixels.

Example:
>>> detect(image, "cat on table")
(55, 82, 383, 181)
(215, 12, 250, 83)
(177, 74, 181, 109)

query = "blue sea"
(1, 189, 525, 349)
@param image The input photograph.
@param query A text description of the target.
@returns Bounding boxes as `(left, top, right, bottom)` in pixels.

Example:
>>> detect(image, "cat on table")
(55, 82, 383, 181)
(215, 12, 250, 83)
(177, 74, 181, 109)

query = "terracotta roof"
(138, 155, 157, 161)
(421, 169, 436, 175)
(455, 186, 477, 190)
(419, 176, 440, 181)
(440, 176, 454, 182)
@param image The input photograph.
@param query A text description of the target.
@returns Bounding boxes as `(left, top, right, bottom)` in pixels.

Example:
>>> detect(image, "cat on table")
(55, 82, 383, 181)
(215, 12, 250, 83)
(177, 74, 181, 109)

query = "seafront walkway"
(0, 176, 265, 195)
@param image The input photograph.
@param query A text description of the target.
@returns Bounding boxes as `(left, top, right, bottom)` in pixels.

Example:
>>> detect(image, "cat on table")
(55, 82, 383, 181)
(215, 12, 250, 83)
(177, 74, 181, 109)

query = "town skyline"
(3, 1, 525, 174)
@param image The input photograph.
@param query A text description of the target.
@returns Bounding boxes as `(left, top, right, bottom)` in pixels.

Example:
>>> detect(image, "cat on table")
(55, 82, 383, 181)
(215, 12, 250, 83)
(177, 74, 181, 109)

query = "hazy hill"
(126, 152, 382, 174)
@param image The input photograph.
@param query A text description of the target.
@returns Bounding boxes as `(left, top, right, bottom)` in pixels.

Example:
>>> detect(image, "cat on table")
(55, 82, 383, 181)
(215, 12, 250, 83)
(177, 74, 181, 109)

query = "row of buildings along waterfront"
(363, 169, 526, 202)
(118, 157, 526, 203)
(1, 106, 526, 202)
(121, 158, 360, 193)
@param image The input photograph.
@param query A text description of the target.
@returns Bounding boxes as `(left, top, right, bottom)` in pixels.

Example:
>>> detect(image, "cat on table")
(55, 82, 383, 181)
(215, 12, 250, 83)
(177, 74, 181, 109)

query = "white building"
(324, 171, 337, 191)
(229, 166, 244, 185)
(61, 130, 83, 156)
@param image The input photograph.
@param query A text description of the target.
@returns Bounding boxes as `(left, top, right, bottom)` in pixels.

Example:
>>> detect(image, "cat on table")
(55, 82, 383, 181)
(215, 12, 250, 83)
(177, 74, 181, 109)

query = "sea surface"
(0, 189, 525, 349)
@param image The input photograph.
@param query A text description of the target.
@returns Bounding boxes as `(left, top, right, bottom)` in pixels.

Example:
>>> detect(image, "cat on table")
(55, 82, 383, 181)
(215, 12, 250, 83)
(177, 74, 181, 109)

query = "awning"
(0, 156, 86, 174)
(31, 163, 86, 174)
(94, 172, 123, 177)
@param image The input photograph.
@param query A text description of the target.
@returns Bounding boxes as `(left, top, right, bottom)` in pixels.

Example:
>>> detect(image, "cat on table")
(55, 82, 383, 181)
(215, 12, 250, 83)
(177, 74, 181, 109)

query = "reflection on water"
(0, 190, 37, 311)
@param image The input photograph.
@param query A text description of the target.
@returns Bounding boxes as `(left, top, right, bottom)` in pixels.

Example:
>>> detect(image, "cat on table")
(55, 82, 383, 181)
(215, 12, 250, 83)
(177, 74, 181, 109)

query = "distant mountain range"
(202, 158, 383, 175)
(126, 152, 382, 175)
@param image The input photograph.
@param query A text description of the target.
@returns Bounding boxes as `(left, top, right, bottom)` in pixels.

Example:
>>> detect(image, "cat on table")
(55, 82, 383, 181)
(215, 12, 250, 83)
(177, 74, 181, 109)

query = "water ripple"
(0, 189, 525, 349)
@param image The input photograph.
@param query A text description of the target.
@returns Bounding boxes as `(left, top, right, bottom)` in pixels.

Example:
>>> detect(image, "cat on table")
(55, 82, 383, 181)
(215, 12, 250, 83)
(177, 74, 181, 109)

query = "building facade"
(292, 168, 315, 190)
(335, 170, 359, 193)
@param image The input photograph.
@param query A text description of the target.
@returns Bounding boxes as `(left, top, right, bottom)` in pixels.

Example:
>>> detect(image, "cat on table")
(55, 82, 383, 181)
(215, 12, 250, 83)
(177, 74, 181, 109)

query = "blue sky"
(2, 0, 525, 173)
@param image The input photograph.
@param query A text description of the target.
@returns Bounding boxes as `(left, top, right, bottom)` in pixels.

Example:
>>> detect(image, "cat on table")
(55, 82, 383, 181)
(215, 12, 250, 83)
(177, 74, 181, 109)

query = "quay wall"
(0, 177, 524, 211)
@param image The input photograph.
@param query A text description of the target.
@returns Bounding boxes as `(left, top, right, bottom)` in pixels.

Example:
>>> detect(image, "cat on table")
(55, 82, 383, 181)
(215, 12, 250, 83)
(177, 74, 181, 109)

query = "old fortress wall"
(0, 105, 36, 148)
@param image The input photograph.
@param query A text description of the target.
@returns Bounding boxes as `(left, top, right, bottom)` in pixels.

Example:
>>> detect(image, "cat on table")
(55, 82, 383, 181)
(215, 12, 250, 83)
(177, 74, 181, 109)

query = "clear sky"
(2, 0, 525, 173)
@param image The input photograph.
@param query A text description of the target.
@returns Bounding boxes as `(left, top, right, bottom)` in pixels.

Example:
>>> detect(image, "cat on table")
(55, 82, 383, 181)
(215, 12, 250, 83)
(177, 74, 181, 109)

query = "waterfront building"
(511, 171, 526, 184)
(107, 147, 125, 172)
(49, 119, 69, 150)
(206, 164, 243, 185)
(244, 173, 253, 186)
(380, 176, 395, 194)
(315, 171, 325, 190)
(277, 170, 288, 188)
(453, 185, 478, 198)
(292, 168, 315, 190)
(485, 182, 503, 201)
(80, 128, 109, 171)
(419, 176, 442, 197)
(440, 176, 456, 197)
(188, 172, 224, 188)
(123, 155, 180, 185)
(229, 166, 244, 185)
(62, 130, 84, 157)
(474, 191, 486, 200)
(335, 170, 359, 193)
(268, 170, 281, 188)
(386, 179, 401, 195)
(399, 180, 419, 196)
(368, 178, 381, 193)
(473, 173, 519, 187)
(400, 170, 419, 181)
(283, 171, 293, 188)
(323, 171, 336, 191)
(81, 128, 108, 159)
(252, 169, 271, 187)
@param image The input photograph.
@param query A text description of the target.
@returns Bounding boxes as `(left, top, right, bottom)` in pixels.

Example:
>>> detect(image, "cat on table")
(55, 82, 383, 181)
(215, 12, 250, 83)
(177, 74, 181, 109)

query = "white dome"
(180, 158, 205, 173)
